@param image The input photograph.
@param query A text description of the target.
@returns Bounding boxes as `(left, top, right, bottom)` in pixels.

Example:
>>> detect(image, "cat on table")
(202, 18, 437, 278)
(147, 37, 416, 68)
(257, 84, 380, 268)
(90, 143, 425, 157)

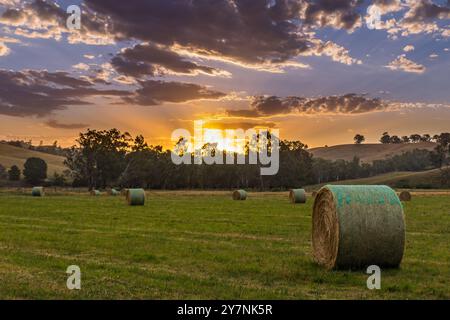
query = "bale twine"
(289, 189, 306, 203)
(232, 189, 247, 200)
(399, 191, 411, 202)
(126, 188, 145, 205)
(31, 186, 44, 197)
(312, 185, 405, 270)
(90, 189, 101, 196)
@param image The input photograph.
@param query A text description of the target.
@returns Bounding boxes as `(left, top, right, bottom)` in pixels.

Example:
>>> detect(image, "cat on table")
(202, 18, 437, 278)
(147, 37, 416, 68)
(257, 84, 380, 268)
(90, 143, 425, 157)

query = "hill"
(307, 168, 445, 190)
(309, 142, 436, 163)
(0, 143, 66, 175)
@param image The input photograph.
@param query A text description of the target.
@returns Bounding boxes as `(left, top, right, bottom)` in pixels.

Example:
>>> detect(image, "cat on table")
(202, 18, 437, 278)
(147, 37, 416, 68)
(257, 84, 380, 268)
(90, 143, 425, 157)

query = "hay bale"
(312, 185, 405, 270)
(31, 186, 44, 197)
(289, 189, 306, 203)
(232, 189, 247, 200)
(126, 188, 145, 205)
(109, 188, 120, 196)
(90, 189, 101, 196)
(399, 191, 411, 201)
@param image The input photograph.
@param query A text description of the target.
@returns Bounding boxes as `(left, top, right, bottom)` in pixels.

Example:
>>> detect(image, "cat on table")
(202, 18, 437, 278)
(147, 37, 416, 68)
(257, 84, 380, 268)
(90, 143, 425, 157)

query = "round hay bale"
(289, 189, 306, 203)
(109, 188, 120, 196)
(31, 186, 44, 197)
(232, 189, 247, 200)
(312, 185, 405, 270)
(399, 191, 411, 202)
(126, 188, 145, 206)
(90, 189, 101, 196)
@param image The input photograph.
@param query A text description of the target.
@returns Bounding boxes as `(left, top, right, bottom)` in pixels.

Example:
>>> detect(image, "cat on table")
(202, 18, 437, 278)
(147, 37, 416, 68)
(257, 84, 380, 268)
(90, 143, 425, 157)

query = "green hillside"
(308, 168, 444, 190)
(309, 142, 436, 163)
(0, 143, 66, 175)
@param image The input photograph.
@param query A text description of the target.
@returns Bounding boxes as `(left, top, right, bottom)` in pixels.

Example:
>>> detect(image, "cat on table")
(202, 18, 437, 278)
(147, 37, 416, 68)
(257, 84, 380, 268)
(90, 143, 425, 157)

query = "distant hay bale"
(399, 191, 411, 201)
(312, 185, 405, 270)
(90, 190, 101, 196)
(289, 189, 306, 203)
(109, 188, 120, 196)
(126, 188, 145, 205)
(31, 186, 44, 197)
(232, 189, 247, 200)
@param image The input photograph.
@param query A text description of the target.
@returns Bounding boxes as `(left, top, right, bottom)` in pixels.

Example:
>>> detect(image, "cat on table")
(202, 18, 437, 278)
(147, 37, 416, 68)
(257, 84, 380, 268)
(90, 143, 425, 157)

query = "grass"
(0, 143, 66, 175)
(307, 169, 444, 190)
(309, 142, 436, 163)
(0, 190, 448, 299)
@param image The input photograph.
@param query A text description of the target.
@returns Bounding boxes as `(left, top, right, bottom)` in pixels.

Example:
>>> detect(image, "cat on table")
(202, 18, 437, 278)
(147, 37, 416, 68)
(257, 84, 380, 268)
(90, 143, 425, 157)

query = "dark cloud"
(0, 69, 130, 117)
(111, 43, 222, 78)
(303, 0, 363, 30)
(204, 120, 277, 131)
(403, 0, 450, 22)
(84, 0, 310, 65)
(124, 80, 226, 106)
(45, 119, 90, 129)
(227, 94, 386, 117)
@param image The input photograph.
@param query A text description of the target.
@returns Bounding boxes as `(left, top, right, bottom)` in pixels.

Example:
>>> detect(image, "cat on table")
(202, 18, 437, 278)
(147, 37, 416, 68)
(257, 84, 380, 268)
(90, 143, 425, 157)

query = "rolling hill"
(0, 143, 66, 175)
(308, 142, 436, 163)
(307, 168, 445, 190)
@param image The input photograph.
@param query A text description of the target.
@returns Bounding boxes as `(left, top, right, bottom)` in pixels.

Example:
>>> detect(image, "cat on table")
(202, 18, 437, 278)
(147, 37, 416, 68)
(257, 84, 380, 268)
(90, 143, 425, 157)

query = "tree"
(390, 135, 402, 144)
(0, 164, 7, 179)
(380, 132, 391, 144)
(409, 134, 421, 143)
(354, 134, 365, 144)
(8, 165, 21, 181)
(23, 157, 47, 184)
(65, 129, 132, 189)
(401, 136, 410, 143)
(420, 134, 431, 142)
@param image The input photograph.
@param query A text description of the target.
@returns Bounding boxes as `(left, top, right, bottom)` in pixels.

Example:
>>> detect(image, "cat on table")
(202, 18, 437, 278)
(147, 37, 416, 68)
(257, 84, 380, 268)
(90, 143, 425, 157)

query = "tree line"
(2, 129, 449, 189)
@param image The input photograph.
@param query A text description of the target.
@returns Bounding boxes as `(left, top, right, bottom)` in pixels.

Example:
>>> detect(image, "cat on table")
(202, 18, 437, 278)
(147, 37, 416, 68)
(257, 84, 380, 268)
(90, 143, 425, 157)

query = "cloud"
(429, 53, 439, 59)
(385, 54, 426, 73)
(83, 0, 311, 66)
(0, 69, 131, 117)
(111, 43, 229, 78)
(403, 45, 415, 52)
(204, 120, 277, 131)
(73, 63, 90, 71)
(44, 119, 89, 129)
(227, 94, 386, 117)
(123, 80, 226, 106)
(305, 39, 362, 65)
(303, 0, 363, 31)
(0, 42, 10, 56)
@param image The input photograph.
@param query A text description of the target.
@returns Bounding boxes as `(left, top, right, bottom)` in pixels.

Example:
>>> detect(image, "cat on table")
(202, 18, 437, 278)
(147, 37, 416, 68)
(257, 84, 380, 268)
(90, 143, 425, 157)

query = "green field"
(0, 190, 448, 299)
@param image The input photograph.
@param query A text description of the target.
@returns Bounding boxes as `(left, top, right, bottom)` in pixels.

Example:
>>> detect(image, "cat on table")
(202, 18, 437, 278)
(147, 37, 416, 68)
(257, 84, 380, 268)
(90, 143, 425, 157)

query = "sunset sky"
(0, 0, 449, 149)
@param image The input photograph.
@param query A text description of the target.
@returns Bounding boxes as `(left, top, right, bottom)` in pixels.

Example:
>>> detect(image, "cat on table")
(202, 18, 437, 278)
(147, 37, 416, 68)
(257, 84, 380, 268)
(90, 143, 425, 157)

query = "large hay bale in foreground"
(399, 191, 411, 202)
(312, 185, 405, 270)
(232, 189, 247, 200)
(90, 190, 101, 196)
(126, 188, 145, 205)
(289, 189, 306, 203)
(31, 186, 44, 197)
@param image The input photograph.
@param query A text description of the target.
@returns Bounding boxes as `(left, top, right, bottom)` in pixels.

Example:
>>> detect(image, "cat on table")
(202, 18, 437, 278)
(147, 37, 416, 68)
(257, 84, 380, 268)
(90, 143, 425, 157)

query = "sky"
(0, 0, 449, 149)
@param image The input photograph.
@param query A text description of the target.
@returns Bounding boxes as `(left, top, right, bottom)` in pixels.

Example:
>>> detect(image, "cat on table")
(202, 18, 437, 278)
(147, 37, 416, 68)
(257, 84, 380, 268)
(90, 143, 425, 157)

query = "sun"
(203, 128, 245, 154)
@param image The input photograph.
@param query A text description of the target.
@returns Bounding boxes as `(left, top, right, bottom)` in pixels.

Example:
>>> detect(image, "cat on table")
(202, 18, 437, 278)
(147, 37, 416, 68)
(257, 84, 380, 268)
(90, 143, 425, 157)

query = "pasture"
(0, 190, 448, 299)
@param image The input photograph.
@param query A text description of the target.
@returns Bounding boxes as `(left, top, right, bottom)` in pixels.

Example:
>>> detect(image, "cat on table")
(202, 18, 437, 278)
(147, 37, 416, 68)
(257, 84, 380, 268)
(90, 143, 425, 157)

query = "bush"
(8, 165, 21, 181)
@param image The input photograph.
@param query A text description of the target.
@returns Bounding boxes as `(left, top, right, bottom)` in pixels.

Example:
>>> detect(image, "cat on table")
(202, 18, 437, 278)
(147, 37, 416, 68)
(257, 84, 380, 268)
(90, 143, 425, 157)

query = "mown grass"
(0, 191, 448, 299)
